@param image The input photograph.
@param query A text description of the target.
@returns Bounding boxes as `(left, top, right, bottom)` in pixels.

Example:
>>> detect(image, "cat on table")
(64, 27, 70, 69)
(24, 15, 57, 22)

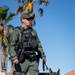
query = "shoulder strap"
(28, 27, 35, 36)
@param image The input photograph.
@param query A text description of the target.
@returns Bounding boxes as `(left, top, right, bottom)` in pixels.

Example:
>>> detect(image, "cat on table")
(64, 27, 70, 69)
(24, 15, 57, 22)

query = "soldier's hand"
(13, 59, 19, 64)
(42, 57, 46, 64)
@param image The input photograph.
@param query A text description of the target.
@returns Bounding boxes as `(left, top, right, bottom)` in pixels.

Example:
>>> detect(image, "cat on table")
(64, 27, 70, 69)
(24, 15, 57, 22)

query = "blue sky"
(0, 0, 75, 75)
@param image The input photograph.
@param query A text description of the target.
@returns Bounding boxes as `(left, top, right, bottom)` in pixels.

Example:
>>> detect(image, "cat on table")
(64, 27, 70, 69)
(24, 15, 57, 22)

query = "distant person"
(8, 13, 46, 75)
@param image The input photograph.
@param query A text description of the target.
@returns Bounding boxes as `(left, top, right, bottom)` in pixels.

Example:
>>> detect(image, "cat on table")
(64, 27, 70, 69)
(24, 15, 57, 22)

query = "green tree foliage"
(13, 0, 50, 25)
(14, 0, 50, 17)
(0, 6, 14, 25)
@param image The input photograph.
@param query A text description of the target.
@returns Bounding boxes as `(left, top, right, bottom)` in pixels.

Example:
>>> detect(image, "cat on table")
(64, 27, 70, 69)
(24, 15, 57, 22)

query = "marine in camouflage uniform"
(8, 13, 46, 75)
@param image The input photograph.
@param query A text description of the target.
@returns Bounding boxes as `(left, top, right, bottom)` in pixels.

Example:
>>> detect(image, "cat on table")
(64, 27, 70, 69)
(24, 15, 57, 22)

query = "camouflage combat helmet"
(20, 13, 34, 20)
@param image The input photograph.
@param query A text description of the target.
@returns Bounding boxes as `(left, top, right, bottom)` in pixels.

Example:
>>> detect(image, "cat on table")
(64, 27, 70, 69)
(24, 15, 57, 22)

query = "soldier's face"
(21, 18, 31, 27)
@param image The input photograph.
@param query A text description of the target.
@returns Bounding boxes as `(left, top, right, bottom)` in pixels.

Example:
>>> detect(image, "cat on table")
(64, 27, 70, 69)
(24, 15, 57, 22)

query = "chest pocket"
(23, 30, 38, 49)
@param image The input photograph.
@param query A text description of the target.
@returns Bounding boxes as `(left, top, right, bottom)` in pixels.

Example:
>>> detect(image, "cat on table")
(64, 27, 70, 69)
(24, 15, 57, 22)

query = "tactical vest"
(16, 27, 38, 51)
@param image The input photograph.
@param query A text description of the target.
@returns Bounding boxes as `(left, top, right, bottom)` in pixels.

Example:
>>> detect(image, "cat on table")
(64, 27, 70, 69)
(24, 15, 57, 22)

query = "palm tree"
(0, 6, 14, 72)
(13, 0, 50, 24)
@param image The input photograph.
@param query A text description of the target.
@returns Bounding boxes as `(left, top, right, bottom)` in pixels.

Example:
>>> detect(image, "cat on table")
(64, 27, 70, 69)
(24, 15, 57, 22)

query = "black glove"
(42, 57, 46, 71)
(42, 57, 46, 64)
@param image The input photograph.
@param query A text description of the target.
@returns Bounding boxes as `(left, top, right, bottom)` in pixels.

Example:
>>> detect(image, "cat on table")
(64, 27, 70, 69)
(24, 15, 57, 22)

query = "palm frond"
(3, 36, 8, 47)
(0, 10, 8, 21)
(22, 0, 27, 3)
(4, 13, 14, 24)
(8, 25, 14, 30)
(38, 0, 50, 6)
(38, 8, 43, 17)
(38, 0, 43, 5)
(14, 0, 33, 16)
(43, 0, 50, 6)
(0, 34, 2, 42)
(14, 0, 28, 3)
(23, 2, 33, 11)
(14, 0, 21, 3)
(0, 6, 9, 22)
(13, 0, 49, 23)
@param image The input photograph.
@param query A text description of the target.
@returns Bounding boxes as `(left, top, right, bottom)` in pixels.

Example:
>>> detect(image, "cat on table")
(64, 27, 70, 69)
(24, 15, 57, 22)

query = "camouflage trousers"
(13, 59, 39, 75)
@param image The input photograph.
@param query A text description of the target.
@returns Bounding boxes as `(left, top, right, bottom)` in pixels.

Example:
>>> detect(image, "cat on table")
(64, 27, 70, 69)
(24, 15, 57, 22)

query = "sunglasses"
(26, 17, 34, 21)
(26, 18, 31, 21)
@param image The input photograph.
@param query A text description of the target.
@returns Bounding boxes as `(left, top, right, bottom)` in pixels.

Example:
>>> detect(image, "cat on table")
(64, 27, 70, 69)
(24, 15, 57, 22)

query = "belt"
(25, 53, 37, 61)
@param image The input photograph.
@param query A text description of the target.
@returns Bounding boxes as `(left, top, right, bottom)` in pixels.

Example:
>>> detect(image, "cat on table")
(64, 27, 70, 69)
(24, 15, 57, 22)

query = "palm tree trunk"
(1, 45, 6, 72)
(0, 42, 2, 72)
(10, 60, 14, 75)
